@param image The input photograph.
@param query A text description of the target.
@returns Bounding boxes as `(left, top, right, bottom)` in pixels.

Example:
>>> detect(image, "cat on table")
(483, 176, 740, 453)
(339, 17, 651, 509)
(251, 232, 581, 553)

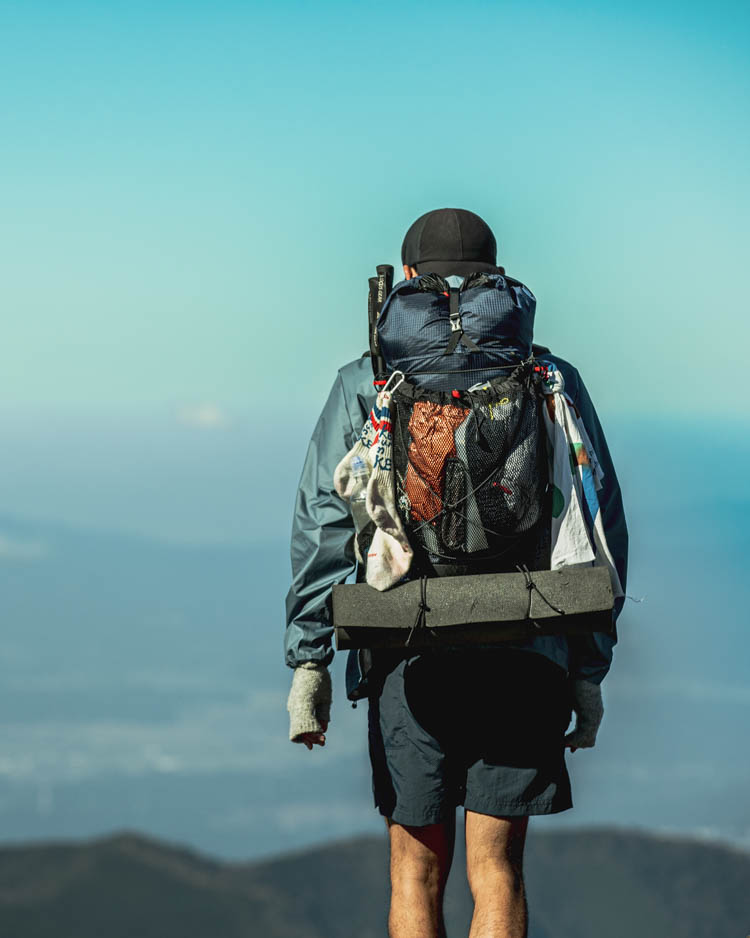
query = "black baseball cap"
(401, 208, 502, 277)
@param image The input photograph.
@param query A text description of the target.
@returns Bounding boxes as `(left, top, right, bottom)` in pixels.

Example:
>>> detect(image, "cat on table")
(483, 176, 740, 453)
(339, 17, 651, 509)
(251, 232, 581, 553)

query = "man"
(285, 208, 628, 938)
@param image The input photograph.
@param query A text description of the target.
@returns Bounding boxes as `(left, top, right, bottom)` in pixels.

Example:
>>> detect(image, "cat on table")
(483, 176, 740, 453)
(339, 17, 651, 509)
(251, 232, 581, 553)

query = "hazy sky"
(3, 0, 748, 428)
(1, 2, 749, 858)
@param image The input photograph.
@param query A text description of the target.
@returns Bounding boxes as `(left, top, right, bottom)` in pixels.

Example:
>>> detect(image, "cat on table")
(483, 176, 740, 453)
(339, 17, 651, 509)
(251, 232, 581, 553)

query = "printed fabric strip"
(542, 365, 624, 599)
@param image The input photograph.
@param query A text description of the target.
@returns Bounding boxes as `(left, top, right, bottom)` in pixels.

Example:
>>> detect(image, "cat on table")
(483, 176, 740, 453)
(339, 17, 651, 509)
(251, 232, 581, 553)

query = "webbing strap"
(444, 330, 462, 355)
(460, 333, 480, 352)
(449, 287, 460, 322)
(443, 288, 480, 356)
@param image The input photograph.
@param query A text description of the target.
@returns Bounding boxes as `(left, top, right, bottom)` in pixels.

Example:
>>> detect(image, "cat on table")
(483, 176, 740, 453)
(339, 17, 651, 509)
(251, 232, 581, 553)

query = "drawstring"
(516, 564, 566, 630)
(405, 576, 430, 646)
(401, 567, 564, 644)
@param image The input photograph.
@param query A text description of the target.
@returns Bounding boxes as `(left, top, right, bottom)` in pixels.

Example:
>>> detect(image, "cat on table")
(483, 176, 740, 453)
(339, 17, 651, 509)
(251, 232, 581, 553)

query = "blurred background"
(1, 0, 748, 885)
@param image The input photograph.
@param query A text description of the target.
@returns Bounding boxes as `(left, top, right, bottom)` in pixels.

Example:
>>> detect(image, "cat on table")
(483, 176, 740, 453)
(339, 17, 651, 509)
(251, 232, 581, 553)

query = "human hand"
(295, 719, 329, 750)
(287, 663, 332, 750)
(564, 680, 603, 751)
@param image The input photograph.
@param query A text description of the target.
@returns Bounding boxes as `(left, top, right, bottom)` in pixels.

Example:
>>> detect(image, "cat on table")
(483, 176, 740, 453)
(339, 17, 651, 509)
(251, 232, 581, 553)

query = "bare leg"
(387, 814, 456, 938)
(465, 810, 529, 938)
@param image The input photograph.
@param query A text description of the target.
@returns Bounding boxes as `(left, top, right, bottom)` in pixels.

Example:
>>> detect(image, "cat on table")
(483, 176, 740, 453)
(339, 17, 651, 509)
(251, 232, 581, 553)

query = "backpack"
(378, 271, 548, 576)
(331, 266, 615, 650)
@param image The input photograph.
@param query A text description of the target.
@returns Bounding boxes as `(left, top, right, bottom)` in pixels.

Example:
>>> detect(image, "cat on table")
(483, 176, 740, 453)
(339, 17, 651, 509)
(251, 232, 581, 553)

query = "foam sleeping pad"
(333, 565, 615, 650)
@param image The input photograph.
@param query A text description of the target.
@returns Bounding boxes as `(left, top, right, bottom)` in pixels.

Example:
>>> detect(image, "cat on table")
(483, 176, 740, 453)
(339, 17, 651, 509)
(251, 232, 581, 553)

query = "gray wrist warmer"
(287, 663, 332, 742)
(564, 679, 604, 749)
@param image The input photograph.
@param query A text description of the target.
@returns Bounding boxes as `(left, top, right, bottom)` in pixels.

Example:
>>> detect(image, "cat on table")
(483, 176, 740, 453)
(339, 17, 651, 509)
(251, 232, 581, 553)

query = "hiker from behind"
(284, 208, 628, 938)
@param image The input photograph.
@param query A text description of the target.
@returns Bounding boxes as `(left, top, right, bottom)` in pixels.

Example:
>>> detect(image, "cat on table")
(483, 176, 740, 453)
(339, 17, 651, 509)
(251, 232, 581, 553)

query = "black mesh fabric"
(391, 362, 547, 569)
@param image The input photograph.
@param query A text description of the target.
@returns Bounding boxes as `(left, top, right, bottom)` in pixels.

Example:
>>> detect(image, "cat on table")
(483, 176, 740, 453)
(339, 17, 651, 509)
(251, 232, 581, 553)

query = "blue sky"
(2, 0, 748, 430)
(1, 0, 750, 859)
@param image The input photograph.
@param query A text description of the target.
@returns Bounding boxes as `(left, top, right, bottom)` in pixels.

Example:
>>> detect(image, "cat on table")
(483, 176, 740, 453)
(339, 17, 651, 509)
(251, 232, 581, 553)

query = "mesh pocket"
(392, 374, 547, 563)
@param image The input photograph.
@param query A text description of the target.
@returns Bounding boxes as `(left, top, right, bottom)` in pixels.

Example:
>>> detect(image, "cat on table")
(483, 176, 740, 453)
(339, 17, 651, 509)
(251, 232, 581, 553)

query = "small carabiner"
(382, 370, 405, 395)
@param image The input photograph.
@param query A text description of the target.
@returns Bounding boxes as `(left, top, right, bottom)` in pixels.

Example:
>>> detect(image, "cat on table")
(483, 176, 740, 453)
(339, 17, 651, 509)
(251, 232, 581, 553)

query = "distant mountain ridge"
(0, 827, 747, 938)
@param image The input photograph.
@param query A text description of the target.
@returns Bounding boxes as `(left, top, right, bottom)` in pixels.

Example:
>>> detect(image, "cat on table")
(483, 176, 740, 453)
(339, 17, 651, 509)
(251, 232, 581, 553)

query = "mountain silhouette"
(0, 826, 747, 937)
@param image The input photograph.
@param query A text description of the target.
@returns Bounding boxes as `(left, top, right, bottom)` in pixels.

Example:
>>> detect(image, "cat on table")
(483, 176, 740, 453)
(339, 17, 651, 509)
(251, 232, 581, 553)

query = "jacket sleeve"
(567, 369, 629, 685)
(284, 371, 357, 669)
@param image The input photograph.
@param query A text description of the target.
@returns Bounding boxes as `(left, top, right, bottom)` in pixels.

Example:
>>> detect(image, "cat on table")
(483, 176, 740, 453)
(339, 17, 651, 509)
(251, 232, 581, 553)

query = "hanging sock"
(334, 374, 413, 591)
(334, 393, 388, 498)
(365, 526, 413, 591)
(364, 381, 413, 589)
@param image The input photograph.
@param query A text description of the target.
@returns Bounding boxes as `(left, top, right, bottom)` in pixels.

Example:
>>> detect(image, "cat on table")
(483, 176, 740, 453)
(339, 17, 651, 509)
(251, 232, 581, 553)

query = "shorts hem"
(377, 796, 573, 826)
(376, 802, 456, 827)
(463, 794, 573, 817)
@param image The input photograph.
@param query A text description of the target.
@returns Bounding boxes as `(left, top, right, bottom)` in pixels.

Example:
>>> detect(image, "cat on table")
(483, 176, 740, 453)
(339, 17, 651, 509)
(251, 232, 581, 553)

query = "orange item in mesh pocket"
(403, 402, 468, 523)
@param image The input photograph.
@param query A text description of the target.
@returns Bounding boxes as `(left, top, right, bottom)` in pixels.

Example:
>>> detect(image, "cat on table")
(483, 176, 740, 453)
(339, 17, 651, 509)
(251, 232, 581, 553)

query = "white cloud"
(0, 533, 48, 560)
(176, 403, 231, 429)
(0, 691, 298, 783)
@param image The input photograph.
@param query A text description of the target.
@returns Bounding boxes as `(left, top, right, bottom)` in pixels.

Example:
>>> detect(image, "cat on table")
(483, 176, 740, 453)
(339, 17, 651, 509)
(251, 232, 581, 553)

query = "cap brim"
(415, 259, 503, 277)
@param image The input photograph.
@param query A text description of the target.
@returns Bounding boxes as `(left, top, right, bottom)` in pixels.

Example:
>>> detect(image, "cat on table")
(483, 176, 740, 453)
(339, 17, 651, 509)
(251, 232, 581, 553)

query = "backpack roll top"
(377, 272, 537, 391)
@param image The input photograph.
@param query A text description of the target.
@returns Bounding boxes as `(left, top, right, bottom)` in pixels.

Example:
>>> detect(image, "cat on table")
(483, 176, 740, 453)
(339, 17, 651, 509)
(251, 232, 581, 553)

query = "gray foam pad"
(333, 566, 614, 650)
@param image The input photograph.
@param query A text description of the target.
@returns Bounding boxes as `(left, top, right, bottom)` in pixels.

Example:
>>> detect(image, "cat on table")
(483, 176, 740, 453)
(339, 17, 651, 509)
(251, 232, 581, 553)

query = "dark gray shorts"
(367, 647, 574, 826)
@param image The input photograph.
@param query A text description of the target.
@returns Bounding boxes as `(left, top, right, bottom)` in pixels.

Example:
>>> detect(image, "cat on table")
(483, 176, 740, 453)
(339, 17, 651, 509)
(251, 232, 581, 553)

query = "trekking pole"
(368, 276, 379, 376)
(376, 264, 394, 310)
(368, 265, 393, 377)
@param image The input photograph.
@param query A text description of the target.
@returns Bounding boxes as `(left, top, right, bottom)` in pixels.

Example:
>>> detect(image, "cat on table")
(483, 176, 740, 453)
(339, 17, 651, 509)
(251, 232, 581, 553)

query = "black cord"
(405, 576, 431, 646)
(516, 564, 565, 630)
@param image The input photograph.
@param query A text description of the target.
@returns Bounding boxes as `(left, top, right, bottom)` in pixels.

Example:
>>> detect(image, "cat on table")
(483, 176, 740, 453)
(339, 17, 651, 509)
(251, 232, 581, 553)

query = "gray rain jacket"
(285, 348, 628, 700)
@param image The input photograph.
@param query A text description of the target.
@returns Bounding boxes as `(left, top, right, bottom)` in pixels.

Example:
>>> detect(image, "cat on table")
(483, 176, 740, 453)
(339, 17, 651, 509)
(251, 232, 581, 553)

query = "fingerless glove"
(287, 662, 332, 742)
(564, 679, 604, 749)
